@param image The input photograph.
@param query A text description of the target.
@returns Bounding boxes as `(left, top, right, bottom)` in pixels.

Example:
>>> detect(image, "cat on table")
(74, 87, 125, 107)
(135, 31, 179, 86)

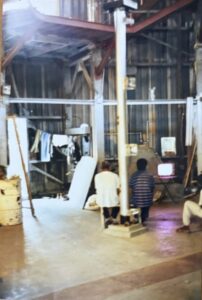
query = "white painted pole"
(114, 8, 128, 217)
(195, 43, 202, 175)
(92, 73, 105, 163)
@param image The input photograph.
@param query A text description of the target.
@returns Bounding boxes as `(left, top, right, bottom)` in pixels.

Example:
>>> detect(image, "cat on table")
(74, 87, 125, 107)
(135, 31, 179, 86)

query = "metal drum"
(0, 177, 22, 226)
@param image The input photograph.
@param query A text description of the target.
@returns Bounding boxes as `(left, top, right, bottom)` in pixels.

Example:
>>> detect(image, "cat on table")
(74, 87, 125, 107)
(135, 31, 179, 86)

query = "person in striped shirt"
(129, 158, 155, 225)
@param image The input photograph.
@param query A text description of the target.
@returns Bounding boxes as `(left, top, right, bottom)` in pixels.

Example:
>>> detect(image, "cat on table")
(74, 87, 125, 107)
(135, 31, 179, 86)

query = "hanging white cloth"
(40, 132, 52, 162)
(52, 134, 69, 147)
(30, 129, 41, 153)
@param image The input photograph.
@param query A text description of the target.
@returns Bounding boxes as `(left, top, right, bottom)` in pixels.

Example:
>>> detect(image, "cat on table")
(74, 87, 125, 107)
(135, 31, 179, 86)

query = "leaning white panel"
(68, 156, 97, 208)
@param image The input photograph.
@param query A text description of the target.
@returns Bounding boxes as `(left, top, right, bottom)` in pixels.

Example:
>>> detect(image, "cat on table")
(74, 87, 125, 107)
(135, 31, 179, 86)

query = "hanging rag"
(52, 134, 69, 147)
(30, 129, 41, 153)
(40, 132, 52, 162)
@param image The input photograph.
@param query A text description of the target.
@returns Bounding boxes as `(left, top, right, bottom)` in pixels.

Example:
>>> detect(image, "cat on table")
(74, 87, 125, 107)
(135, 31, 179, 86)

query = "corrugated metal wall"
(7, 61, 67, 196)
(60, 0, 111, 23)
(6, 0, 196, 193)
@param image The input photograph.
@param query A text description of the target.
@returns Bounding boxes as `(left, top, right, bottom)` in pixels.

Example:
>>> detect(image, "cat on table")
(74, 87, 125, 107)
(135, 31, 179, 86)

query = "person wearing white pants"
(176, 190, 202, 232)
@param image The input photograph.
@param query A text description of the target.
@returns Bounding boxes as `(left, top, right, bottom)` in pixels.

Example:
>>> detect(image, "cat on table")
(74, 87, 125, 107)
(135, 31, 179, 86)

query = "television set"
(157, 163, 175, 178)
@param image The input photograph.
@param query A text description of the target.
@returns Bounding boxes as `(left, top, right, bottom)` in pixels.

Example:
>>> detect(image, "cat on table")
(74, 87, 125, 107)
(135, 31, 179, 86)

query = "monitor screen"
(157, 163, 175, 177)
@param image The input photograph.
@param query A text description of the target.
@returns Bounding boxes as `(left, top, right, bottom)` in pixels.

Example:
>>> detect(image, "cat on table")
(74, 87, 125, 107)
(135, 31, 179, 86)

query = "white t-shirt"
(94, 171, 120, 207)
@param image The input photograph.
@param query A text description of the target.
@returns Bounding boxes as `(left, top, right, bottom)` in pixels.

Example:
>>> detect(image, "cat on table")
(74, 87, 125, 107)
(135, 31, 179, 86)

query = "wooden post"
(12, 116, 36, 217)
(183, 139, 197, 188)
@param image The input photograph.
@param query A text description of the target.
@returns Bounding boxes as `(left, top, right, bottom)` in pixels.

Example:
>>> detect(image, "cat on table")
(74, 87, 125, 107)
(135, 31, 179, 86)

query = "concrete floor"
(0, 197, 202, 300)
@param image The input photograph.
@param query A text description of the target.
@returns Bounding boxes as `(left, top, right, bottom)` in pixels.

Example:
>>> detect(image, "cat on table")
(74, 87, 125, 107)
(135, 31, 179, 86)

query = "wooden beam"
(32, 33, 72, 45)
(140, 33, 192, 56)
(128, 0, 195, 33)
(2, 27, 38, 69)
(80, 61, 93, 92)
(95, 39, 115, 76)
(29, 43, 69, 58)
(183, 139, 197, 188)
(34, 9, 114, 33)
(30, 164, 64, 185)
(95, 0, 194, 75)
(71, 62, 80, 93)
(12, 116, 36, 217)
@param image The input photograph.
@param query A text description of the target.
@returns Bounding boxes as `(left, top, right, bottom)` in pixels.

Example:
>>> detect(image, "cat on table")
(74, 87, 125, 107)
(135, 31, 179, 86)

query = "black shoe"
(105, 218, 113, 228)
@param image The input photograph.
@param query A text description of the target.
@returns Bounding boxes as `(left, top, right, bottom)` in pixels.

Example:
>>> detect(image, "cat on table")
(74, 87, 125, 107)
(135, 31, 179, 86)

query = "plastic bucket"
(0, 178, 22, 226)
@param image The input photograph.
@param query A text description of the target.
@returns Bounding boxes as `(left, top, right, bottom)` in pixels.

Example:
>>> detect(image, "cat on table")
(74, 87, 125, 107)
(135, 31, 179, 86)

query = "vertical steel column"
(114, 9, 128, 218)
(195, 43, 202, 174)
(92, 73, 105, 164)
(0, 1, 8, 166)
(0, 0, 2, 89)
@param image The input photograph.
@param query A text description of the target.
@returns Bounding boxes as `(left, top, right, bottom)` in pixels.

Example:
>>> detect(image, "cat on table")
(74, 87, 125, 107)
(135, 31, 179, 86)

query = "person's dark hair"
(101, 161, 110, 170)
(136, 158, 147, 171)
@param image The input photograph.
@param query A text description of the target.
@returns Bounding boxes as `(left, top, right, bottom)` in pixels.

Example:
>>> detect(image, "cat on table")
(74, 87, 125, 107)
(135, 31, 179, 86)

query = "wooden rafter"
(71, 62, 81, 93)
(95, 0, 195, 76)
(80, 61, 93, 97)
(128, 0, 194, 33)
(29, 43, 69, 58)
(140, 33, 192, 56)
(95, 39, 115, 76)
(2, 26, 39, 69)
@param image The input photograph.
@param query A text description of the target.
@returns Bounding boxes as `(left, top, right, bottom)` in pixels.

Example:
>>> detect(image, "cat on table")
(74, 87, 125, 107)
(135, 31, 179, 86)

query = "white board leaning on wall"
(67, 156, 97, 208)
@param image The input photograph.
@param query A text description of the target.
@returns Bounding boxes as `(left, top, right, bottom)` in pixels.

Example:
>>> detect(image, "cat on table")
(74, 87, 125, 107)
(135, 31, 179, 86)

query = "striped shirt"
(129, 170, 155, 208)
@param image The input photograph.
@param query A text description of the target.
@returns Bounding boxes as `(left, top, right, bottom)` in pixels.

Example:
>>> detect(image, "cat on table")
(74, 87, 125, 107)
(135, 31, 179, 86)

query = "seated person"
(94, 161, 120, 227)
(129, 158, 155, 225)
(176, 190, 202, 233)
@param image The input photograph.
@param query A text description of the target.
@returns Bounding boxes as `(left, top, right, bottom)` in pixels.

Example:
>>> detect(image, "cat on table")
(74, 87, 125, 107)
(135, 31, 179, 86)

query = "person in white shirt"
(176, 190, 202, 232)
(94, 161, 120, 227)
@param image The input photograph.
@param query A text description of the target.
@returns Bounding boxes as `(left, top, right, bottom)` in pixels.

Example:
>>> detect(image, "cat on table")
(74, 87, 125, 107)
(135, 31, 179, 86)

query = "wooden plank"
(95, 0, 194, 75)
(128, 0, 194, 33)
(12, 116, 36, 217)
(71, 61, 80, 93)
(183, 140, 197, 188)
(80, 61, 93, 95)
(30, 164, 64, 185)
(2, 27, 38, 69)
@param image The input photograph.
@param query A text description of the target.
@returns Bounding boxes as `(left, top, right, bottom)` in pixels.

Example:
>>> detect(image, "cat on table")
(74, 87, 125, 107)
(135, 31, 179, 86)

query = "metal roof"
(2, 0, 198, 69)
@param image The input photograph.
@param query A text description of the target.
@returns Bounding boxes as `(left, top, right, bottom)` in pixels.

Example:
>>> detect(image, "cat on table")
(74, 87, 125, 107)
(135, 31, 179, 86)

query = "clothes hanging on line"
(40, 132, 53, 162)
(52, 134, 70, 147)
(30, 129, 41, 153)
(29, 128, 80, 162)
